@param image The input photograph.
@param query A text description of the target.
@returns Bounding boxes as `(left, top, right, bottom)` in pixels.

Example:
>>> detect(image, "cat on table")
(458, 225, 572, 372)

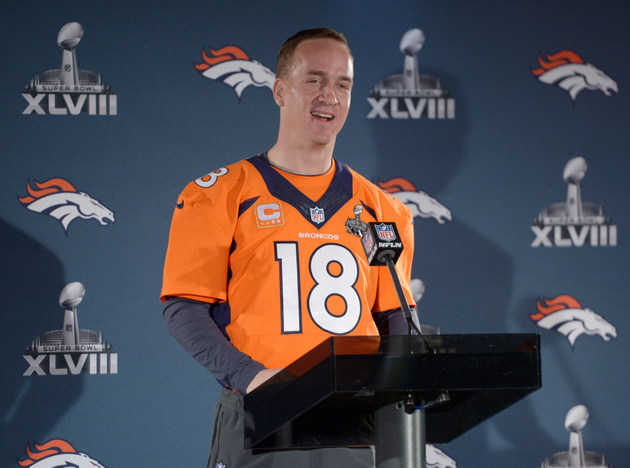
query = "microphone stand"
(383, 256, 422, 336)
(372, 240, 449, 468)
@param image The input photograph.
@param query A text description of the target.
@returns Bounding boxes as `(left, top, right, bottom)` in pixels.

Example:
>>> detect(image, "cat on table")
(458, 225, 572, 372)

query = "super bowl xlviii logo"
(23, 22, 117, 115)
(17, 438, 106, 467)
(367, 28, 455, 120)
(18, 177, 115, 234)
(194, 45, 275, 100)
(531, 49, 618, 101)
(23, 282, 118, 376)
(540, 405, 612, 468)
(530, 294, 616, 349)
(531, 157, 616, 247)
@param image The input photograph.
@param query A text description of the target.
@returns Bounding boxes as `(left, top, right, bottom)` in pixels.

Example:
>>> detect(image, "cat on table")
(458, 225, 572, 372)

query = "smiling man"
(267, 33, 353, 174)
(161, 28, 418, 468)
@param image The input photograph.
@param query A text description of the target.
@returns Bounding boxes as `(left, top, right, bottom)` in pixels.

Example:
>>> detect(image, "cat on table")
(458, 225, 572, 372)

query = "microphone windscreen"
(361, 222, 404, 266)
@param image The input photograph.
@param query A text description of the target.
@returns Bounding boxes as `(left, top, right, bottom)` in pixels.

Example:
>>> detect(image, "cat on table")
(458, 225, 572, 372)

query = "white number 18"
(275, 242, 362, 335)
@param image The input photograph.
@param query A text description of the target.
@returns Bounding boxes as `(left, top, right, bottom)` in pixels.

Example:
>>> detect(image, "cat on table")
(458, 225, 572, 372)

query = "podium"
(244, 334, 541, 466)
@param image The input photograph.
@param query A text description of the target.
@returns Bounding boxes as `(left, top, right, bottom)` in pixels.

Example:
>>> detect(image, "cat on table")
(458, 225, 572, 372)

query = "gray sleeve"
(374, 307, 420, 335)
(163, 297, 265, 394)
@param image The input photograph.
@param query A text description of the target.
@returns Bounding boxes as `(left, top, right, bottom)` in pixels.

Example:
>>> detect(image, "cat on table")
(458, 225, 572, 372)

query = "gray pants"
(207, 387, 374, 468)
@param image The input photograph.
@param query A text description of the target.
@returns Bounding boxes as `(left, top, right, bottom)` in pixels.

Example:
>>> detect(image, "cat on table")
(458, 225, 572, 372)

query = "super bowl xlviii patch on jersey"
(310, 206, 325, 224)
(216, 462, 226, 468)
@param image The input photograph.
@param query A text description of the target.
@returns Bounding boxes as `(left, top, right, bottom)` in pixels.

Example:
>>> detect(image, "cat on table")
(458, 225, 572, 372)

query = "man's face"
(275, 38, 353, 148)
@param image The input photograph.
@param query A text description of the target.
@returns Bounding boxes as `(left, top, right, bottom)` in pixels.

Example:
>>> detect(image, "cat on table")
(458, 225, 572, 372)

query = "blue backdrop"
(2, 1, 628, 466)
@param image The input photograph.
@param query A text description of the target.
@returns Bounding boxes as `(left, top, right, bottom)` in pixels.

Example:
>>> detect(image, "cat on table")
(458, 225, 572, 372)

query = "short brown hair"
(276, 27, 353, 80)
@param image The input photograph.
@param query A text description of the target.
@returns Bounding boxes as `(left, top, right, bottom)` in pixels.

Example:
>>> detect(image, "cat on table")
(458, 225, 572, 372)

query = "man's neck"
(267, 142, 335, 175)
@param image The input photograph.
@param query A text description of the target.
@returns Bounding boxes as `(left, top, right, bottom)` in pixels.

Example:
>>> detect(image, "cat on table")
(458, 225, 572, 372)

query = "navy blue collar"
(247, 153, 354, 229)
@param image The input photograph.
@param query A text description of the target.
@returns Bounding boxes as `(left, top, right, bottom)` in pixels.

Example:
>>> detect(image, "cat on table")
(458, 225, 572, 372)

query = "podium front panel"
(244, 334, 541, 449)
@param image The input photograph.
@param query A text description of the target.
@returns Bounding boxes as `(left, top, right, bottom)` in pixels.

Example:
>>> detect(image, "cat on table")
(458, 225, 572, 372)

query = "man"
(161, 28, 418, 467)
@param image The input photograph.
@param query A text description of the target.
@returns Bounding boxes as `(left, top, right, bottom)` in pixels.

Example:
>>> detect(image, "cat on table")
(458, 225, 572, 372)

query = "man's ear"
(273, 78, 285, 106)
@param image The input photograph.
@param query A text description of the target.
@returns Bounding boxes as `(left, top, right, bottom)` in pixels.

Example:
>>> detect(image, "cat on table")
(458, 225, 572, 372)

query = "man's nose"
(320, 84, 339, 105)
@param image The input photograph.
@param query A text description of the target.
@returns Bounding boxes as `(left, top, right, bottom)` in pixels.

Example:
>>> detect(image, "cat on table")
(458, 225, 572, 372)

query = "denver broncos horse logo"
(18, 177, 115, 234)
(194, 45, 275, 99)
(531, 50, 618, 101)
(378, 177, 452, 224)
(18, 438, 106, 467)
(427, 445, 457, 468)
(530, 294, 617, 348)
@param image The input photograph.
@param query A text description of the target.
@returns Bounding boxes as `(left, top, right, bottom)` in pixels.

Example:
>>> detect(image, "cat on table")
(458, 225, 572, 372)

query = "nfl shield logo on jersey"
(310, 207, 325, 224)
(375, 223, 396, 240)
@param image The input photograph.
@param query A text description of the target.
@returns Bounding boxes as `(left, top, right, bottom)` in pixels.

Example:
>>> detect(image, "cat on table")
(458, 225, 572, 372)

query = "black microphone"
(361, 222, 404, 266)
(361, 222, 422, 336)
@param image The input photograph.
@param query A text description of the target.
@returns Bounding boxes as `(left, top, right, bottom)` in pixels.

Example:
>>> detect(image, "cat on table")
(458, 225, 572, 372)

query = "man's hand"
(246, 368, 283, 394)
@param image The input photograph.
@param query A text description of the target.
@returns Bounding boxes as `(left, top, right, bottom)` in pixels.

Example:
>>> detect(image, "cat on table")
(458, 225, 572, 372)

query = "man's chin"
(308, 134, 338, 147)
(308, 126, 341, 145)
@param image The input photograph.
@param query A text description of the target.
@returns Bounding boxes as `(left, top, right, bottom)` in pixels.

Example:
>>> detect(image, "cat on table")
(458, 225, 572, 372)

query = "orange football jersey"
(161, 154, 415, 369)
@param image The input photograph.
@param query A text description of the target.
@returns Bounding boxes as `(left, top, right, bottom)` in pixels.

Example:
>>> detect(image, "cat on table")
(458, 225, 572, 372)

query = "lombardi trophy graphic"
(536, 157, 608, 226)
(540, 405, 611, 467)
(57, 22, 83, 87)
(531, 156, 616, 247)
(565, 405, 588, 467)
(369, 28, 451, 99)
(23, 282, 117, 375)
(400, 29, 425, 93)
(60, 282, 84, 346)
(563, 157, 586, 223)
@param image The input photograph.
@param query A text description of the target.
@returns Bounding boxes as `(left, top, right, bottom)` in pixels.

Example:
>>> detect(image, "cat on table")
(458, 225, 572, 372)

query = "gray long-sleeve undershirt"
(163, 297, 416, 394)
